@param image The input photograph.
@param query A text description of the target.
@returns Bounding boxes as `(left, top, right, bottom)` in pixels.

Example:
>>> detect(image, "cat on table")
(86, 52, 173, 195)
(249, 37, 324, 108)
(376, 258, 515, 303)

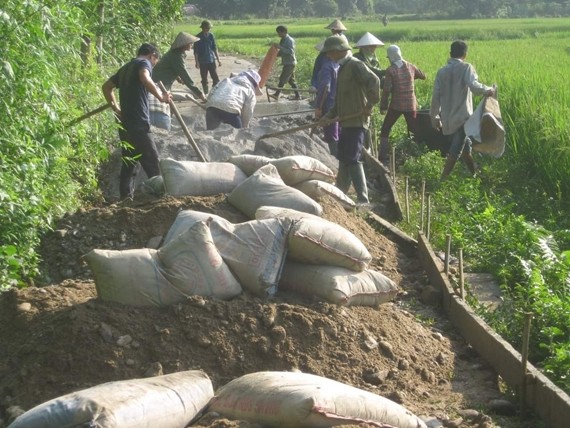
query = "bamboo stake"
(426, 193, 431, 241)
(444, 234, 451, 275)
(520, 312, 533, 417)
(459, 248, 465, 298)
(405, 176, 410, 223)
(420, 180, 426, 232)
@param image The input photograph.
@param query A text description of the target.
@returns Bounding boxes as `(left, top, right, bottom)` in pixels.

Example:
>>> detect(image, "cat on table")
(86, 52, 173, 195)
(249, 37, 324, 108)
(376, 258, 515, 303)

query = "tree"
(314, 0, 338, 16)
(337, 0, 359, 16)
(356, 0, 374, 15)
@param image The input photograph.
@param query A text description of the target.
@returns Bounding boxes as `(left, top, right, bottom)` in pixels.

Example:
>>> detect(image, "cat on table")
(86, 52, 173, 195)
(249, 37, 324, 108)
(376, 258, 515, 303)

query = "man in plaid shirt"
(379, 45, 426, 166)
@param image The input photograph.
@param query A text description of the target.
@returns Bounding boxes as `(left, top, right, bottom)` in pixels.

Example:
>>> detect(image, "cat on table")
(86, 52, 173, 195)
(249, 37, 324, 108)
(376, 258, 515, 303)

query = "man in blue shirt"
(194, 20, 222, 95)
(270, 25, 300, 101)
(102, 43, 171, 200)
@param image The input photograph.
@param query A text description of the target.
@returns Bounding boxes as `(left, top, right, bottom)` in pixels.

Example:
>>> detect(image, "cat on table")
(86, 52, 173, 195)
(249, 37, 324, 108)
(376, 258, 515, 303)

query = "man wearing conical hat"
(193, 20, 222, 95)
(354, 32, 385, 86)
(310, 20, 348, 93)
(150, 32, 205, 130)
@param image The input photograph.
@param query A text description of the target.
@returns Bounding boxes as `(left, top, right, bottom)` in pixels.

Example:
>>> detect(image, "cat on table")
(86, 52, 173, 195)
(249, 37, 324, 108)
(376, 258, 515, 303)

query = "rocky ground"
(0, 54, 540, 428)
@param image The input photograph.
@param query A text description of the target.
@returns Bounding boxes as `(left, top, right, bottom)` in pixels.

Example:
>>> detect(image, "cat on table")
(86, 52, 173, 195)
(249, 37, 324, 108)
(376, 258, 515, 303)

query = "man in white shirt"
(430, 40, 495, 180)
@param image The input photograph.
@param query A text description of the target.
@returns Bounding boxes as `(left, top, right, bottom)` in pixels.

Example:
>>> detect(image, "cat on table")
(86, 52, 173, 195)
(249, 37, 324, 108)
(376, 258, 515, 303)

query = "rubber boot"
(335, 161, 351, 194)
(440, 155, 458, 181)
(202, 83, 209, 95)
(349, 163, 369, 204)
(326, 140, 338, 157)
(379, 137, 391, 167)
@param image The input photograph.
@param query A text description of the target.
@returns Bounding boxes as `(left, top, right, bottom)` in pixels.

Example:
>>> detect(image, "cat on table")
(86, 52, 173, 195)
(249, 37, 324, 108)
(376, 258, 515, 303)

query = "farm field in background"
(177, 17, 570, 393)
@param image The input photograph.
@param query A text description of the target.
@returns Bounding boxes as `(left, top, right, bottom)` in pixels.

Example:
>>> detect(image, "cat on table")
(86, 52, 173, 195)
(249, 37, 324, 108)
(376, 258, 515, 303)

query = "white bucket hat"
(171, 32, 200, 50)
(240, 70, 263, 96)
(355, 32, 384, 48)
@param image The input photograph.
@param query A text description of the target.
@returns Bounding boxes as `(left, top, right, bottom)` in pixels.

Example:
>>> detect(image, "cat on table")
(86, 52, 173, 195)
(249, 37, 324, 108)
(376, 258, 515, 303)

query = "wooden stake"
(391, 146, 396, 182)
(420, 180, 426, 232)
(459, 248, 465, 298)
(521, 312, 533, 417)
(426, 193, 431, 241)
(405, 176, 410, 223)
(444, 234, 451, 275)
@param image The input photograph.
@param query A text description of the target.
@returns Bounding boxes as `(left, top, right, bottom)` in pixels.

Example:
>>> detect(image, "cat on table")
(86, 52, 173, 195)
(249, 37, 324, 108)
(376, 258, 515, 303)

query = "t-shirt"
(110, 58, 152, 131)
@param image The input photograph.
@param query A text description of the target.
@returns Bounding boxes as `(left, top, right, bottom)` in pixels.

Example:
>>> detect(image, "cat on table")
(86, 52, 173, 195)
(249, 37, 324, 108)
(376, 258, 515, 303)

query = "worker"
(194, 20, 222, 95)
(353, 32, 385, 87)
(314, 44, 340, 156)
(310, 19, 348, 91)
(269, 25, 300, 101)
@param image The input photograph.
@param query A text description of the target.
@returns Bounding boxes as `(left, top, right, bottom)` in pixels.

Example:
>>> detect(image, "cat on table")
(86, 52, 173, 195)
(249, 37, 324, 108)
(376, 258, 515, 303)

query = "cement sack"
(160, 158, 247, 197)
(227, 163, 323, 219)
(227, 154, 271, 176)
(255, 205, 322, 222)
(163, 210, 233, 245)
(157, 220, 242, 300)
(279, 261, 398, 306)
(208, 218, 292, 297)
(464, 95, 505, 158)
(294, 179, 356, 208)
(208, 371, 426, 428)
(289, 216, 371, 271)
(8, 370, 213, 428)
(269, 155, 335, 186)
(85, 248, 187, 307)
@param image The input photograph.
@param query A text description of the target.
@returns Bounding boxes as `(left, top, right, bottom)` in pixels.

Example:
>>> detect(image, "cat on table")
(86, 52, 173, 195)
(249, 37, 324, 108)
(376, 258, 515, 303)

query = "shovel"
(183, 94, 207, 111)
(66, 103, 110, 127)
(158, 82, 208, 162)
(257, 111, 363, 141)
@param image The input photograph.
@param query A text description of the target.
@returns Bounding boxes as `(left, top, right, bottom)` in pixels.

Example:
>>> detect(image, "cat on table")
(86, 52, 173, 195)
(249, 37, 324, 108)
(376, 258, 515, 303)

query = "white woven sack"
(227, 164, 323, 219)
(160, 158, 247, 197)
(289, 216, 371, 271)
(85, 248, 187, 307)
(208, 371, 426, 428)
(255, 205, 321, 222)
(269, 155, 335, 186)
(279, 262, 398, 306)
(157, 221, 242, 300)
(294, 179, 356, 208)
(227, 154, 271, 176)
(9, 370, 214, 428)
(208, 218, 292, 297)
(163, 210, 234, 246)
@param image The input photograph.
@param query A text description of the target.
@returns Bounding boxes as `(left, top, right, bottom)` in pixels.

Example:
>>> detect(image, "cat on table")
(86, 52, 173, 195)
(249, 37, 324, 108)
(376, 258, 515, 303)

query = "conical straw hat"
(325, 19, 347, 31)
(171, 32, 200, 49)
(355, 32, 384, 48)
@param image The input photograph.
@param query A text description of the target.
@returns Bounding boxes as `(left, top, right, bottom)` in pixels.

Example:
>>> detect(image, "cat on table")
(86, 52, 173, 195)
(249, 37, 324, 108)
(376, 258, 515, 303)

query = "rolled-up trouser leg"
(335, 161, 351, 194)
(349, 162, 369, 203)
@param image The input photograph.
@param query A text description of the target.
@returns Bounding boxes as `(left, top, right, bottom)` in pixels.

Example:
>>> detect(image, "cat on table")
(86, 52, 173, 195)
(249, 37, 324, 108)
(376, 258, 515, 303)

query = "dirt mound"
(0, 194, 533, 428)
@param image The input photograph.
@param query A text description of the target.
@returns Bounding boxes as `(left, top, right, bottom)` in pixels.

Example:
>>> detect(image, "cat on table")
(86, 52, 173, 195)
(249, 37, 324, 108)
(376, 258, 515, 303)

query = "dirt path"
(0, 54, 539, 428)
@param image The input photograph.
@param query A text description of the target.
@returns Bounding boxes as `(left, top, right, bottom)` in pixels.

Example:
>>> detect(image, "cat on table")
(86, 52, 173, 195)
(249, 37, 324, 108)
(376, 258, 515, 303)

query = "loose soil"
(0, 54, 539, 428)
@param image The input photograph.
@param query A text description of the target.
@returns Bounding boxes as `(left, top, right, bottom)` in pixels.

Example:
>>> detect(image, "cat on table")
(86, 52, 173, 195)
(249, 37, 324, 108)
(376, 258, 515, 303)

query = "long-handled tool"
(256, 109, 315, 119)
(158, 82, 208, 162)
(310, 86, 329, 137)
(184, 94, 207, 111)
(67, 103, 110, 127)
(257, 111, 363, 141)
(265, 86, 316, 103)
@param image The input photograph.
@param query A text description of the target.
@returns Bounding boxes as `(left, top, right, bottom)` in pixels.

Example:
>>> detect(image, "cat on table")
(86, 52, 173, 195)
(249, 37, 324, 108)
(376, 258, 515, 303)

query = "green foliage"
(0, 0, 184, 289)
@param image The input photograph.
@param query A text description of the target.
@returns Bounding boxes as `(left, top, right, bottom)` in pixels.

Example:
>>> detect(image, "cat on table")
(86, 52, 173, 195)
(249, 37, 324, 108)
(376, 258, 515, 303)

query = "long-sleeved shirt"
(325, 55, 381, 129)
(310, 51, 327, 88)
(354, 50, 385, 81)
(380, 60, 425, 112)
(152, 49, 202, 96)
(193, 31, 218, 64)
(315, 57, 339, 113)
(430, 57, 491, 135)
(277, 34, 297, 66)
(206, 75, 257, 127)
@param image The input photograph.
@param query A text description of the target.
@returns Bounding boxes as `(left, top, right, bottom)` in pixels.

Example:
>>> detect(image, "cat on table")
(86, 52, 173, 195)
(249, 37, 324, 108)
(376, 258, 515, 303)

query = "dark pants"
(206, 107, 242, 130)
(274, 64, 299, 98)
(337, 127, 366, 164)
(380, 109, 417, 138)
(118, 128, 160, 200)
(199, 62, 219, 88)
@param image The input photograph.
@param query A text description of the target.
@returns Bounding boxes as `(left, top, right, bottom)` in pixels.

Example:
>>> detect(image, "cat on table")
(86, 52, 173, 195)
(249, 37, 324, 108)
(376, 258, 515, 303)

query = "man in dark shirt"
(102, 43, 171, 200)
(193, 20, 222, 95)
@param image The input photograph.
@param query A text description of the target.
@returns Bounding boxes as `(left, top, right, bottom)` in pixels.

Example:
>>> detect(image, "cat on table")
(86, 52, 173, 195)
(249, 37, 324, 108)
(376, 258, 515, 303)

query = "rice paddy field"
(177, 17, 570, 394)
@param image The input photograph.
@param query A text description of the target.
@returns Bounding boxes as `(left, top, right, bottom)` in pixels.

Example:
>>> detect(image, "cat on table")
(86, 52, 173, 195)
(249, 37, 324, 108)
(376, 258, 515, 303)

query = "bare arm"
(102, 79, 121, 116)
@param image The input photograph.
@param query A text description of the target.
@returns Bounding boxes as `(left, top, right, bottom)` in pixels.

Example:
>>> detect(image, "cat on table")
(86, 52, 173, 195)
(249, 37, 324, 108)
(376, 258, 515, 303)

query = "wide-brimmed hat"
(171, 32, 200, 50)
(314, 40, 325, 52)
(240, 70, 262, 96)
(321, 35, 352, 53)
(355, 32, 384, 48)
(325, 19, 347, 31)
(200, 20, 212, 29)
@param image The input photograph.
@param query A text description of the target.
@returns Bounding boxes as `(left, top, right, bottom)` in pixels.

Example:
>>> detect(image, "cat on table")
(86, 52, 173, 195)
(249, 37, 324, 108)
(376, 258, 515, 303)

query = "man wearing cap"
(430, 40, 495, 180)
(102, 43, 171, 200)
(354, 32, 385, 86)
(320, 35, 381, 205)
(194, 20, 221, 95)
(379, 45, 426, 166)
(204, 70, 262, 130)
(150, 32, 205, 130)
(310, 19, 348, 91)
(270, 25, 300, 101)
